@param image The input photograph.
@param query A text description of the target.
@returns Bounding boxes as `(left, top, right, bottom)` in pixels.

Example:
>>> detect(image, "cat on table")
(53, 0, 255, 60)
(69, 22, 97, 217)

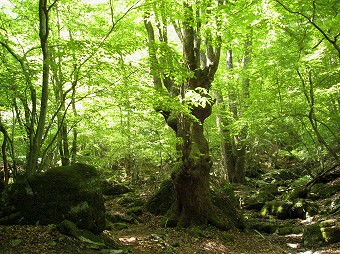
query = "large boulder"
(303, 219, 340, 248)
(303, 223, 324, 248)
(242, 184, 278, 211)
(0, 163, 106, 234)
(145, 179, 175, 216)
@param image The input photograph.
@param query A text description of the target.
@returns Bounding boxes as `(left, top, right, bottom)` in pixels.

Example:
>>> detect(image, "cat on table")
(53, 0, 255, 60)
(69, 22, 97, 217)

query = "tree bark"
(71, 86, 78, 164)
(215, 91, 234, 181)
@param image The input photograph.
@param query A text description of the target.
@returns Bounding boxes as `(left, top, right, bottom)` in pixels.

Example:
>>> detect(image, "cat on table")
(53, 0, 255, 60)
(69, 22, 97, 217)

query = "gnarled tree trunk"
(144, 0, 242, 229)
(171, 115, 214, 227)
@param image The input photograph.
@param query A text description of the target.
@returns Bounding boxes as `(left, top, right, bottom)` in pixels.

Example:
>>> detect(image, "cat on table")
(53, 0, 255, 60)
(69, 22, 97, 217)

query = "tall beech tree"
(144, 0, 239, 228)
(26, 0, 52, 175)
(0, 0, 56, 175)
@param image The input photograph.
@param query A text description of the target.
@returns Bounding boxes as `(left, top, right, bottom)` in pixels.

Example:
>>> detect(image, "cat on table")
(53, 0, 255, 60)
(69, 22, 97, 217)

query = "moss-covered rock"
(242, 184, 278, 211)
(277, 226, 302, 235)
(277, 226, 293, 235)
(261, 184, 279, 197)
(261, 200, 294, 219)
(291, 199, 318, 218)
(302, 219, 340, 248)
(57, 219, 82, 238)
(101, 181, 131, 196)
(57, 220, 106, 249)
(0, 163, 106, 234)
(303, 224, 324, 248)
(320, 220, 340, 244)
(118, 195, 144, 208)
(309, 183, 340, 199)
(292, 227, 303, 234)
(321, 226, 340, 244)
(284, 186, 308, 201)
(145, 179, 175, 215)
(246, 219, 278, 234)
(261, 199, 317, 220)
(242, 196, 266, 211)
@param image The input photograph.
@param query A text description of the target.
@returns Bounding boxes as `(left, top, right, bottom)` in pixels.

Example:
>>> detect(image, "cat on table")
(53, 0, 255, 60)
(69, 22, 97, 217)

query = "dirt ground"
(1, 178, 339, 254)
(1, 214, 339, 254)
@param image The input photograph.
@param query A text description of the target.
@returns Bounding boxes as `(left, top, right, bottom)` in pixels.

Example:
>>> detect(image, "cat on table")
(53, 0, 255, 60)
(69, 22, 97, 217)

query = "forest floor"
(0, 214, 339, 254)
(1, 190, 339, 254)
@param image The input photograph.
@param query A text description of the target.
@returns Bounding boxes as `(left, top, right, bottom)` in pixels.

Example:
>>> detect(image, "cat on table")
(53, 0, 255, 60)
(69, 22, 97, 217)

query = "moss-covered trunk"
(143, 0, 242, 230)
(168, 104, 235, 229)
(171, 121, 213, 227)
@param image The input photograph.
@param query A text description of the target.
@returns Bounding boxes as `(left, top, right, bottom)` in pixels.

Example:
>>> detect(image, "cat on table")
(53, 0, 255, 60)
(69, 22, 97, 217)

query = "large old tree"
(144, 0, 240, 228)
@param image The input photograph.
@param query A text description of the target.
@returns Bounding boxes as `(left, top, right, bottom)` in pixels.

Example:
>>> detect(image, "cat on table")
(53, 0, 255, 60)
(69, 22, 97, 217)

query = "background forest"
(0, 0, 338, 184)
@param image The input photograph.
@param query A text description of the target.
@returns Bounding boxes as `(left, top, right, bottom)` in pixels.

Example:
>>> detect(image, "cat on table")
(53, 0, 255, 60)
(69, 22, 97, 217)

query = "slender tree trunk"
(27, 0, 50, 175)
(0, 122, 10, 185)
(298, 69, 340, 165)
(51, 51, 70, 166)
(216, 48, 241, 183)
(68, 30, 79, 165)
(233, 34, 251, 183)
(71, 86, 78, 164)
(215, 90, 235, 181)
(220, 33, 251, 183)
(53, 5, 70, 166)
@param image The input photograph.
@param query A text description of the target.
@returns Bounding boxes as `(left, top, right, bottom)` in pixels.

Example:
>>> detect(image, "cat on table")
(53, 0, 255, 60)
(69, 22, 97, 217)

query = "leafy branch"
(79, 0, 143, 69)
(274, 0, 340, 58)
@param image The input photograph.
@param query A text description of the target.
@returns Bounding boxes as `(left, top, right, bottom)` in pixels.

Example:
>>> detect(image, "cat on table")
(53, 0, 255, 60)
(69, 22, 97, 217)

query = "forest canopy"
(0, 0, 338, 185)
